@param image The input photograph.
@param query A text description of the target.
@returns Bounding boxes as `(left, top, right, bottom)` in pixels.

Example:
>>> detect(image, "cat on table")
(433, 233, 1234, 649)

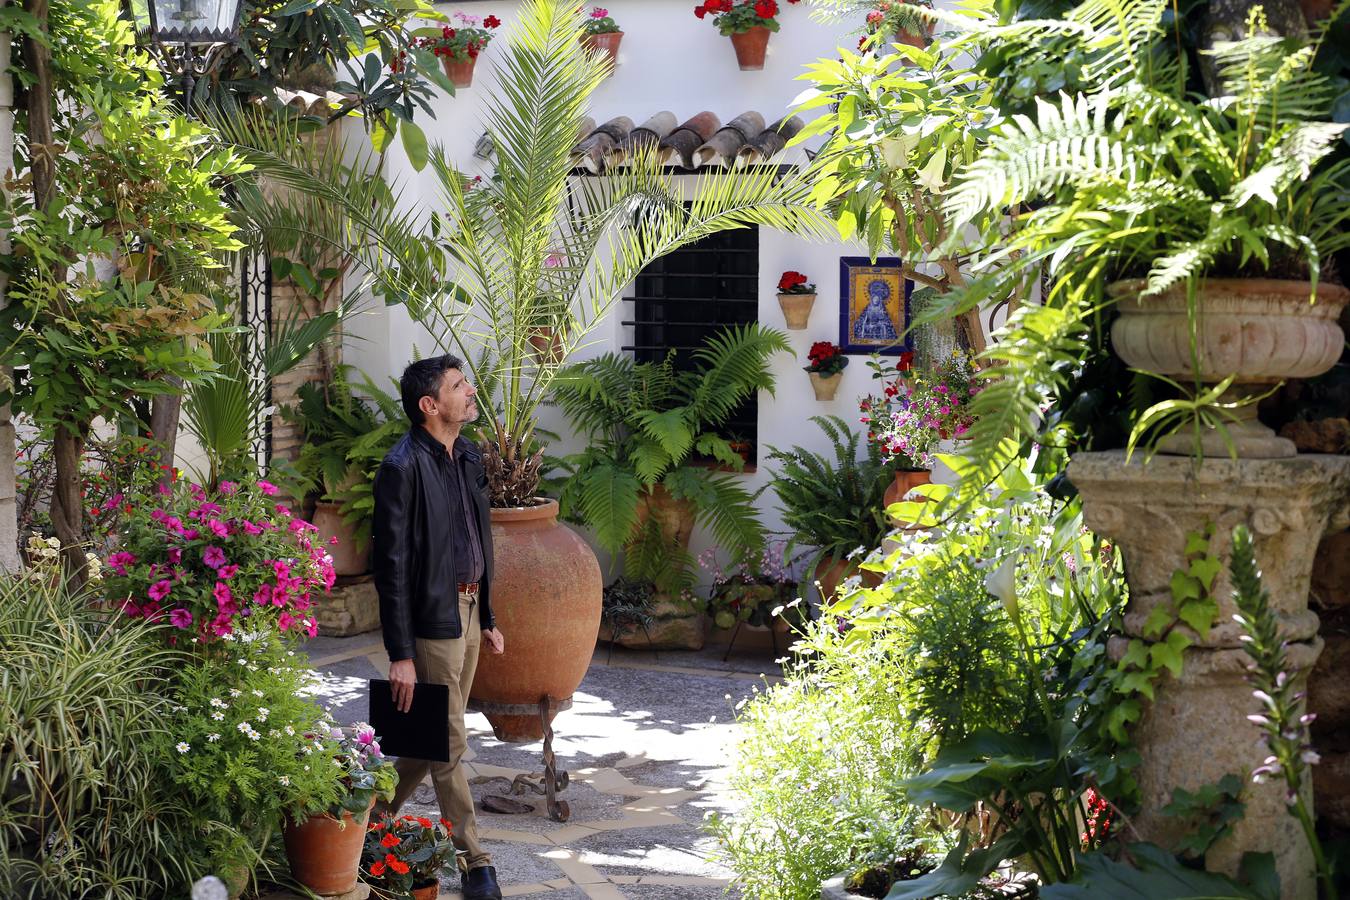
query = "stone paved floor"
(299, 634, 785, 900)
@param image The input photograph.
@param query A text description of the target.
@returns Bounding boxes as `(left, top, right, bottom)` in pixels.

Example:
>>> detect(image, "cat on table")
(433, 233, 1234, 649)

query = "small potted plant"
(284, 723, 399, 897)
(693, 0, 802, 71)
(363, 813, 458, 900)
(860, 0, 932, 51)
(700, 542, 803, 633)
(804, 341, 848, 401)
(775, 270, 816, 329)
(416, 12, 502, 88)
(580, 7, 622, 70)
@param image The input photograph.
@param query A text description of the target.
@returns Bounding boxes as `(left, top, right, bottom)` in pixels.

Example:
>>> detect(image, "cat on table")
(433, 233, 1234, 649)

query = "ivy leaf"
(1120, 639, 1149, 671)
(1178, 597, 1219, 640)
(1189, 555, 1222, 591)
(1169, 569, 1201, 603)
(1142, 604, 1174, 640)
(1148, 640, 1184, 679)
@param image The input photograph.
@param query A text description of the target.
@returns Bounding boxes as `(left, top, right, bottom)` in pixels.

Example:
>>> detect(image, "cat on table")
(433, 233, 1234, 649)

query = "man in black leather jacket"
(372, 354, 505, 900)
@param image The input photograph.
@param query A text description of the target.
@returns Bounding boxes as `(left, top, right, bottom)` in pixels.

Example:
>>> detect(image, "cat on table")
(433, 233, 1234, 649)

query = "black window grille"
(621, 224, 759, 465)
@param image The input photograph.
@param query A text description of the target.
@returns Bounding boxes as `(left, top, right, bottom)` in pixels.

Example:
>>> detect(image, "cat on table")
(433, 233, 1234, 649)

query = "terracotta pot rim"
(777, 291, 816, 298)
(583, 29, 624, 37)
(730, 24, 771, 36)
(1108, 277, 1350, 306)
(489, 497, 559, 521)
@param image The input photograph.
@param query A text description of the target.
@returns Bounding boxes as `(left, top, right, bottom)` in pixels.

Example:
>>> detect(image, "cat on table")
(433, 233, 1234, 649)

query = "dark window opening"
(621, 225, 759, 468)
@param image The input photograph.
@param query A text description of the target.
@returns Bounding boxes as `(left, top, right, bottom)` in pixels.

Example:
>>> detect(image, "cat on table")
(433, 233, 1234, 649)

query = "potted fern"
(935, 5, 1350, 461)
(549, 324, 789, 649)
(765, 415, 893, 602)
(279, 369, 406, 577)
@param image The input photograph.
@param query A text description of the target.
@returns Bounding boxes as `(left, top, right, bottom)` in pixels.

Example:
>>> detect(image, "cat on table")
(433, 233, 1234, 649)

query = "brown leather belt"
(457, 582, 480, 595)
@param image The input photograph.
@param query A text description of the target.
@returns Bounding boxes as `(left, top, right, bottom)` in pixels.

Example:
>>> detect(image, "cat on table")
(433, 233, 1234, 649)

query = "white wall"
(344, 0, 931, 578)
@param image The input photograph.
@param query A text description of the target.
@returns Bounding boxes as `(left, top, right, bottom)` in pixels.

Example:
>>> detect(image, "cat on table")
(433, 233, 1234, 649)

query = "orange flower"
(380, 832, 401, 848)
(369, 860, 387, 876)
(387, 855, 410, 875)
(416, 816, 433, 828)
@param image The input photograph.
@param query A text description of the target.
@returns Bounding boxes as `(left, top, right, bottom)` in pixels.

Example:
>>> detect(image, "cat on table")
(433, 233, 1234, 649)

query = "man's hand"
(482, 628, 505, 655)
(389, 658, 417, 713)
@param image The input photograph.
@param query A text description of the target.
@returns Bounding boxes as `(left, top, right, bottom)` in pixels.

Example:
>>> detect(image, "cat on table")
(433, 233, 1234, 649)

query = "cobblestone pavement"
(299, 635, 785, 900)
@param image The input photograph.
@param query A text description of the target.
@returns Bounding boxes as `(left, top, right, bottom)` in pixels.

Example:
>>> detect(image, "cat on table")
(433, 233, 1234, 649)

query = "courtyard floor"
(297, 633, 786, 900)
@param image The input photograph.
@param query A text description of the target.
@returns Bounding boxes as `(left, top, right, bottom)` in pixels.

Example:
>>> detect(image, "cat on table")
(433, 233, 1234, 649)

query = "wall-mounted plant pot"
(729, 26, 770, 70)
(581, 31, 623, 70)
(777, 292, 815, 330)
(809, 371, 842, 401)
(441, 55, 477, 88)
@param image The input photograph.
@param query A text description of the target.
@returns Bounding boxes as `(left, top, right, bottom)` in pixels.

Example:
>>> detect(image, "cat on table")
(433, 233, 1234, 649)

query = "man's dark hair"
(400, 354, 464, 425)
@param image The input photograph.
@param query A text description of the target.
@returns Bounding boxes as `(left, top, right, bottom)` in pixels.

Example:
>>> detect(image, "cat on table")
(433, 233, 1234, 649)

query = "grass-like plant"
(0, 570, 210, 897)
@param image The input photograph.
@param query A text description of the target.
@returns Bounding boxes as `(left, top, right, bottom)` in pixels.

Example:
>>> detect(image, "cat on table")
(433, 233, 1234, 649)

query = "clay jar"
(469, 499, 602, 742)
(581, 31, 623, 69)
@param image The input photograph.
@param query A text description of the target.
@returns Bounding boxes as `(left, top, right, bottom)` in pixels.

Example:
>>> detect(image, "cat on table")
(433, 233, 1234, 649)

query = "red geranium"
(694, 0, 799, 34)
(777, 270, 815, 294)
(363, 812, 456, 894)
(415, 11, 500, 61)
(804, 341, 849, 375)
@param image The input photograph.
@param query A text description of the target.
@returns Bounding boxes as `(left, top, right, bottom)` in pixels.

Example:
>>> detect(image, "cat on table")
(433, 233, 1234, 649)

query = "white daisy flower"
(257, 707, 269, 721)
(279, 776, 290, 786)
(237, 721, 252, 734)
(210, 698, 226, 708)
(176, 742, 190, 754)
(211, 711, 224, 721)
(252, 690, 265, 698)
(207, 733, 221, 742)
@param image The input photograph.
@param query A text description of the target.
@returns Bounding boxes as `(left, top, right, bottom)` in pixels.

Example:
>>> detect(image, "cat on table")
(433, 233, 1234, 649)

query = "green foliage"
(280, 368, 406, 549)
(764, 415, 893, 580)
(549, 324, 787, 590)
(709, 619, 937, 900)
(1038, 842, 1277, 900)
(1160, 774, 1246, 859)
(0, 569, 208, 898)
(600, 577, 658, 641)
(915, 1, 1350, 481)
(1, 0, 244, 439)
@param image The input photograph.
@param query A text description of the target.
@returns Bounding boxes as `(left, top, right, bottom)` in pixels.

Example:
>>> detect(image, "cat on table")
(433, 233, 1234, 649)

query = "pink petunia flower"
(167, 547, 183, 565)
(278, 611, 297, 631)
(241, 521, 263, 536)
(169, 608, 193, 629)
(207, 519, 229, 538)
(148, 580, 173, 602)
(257, 480, 279, 496)
(218, 481, 238, 495)
(213, 581, 234, 608)
(203, 546, 227, 569)
(219, 564, 240, 580)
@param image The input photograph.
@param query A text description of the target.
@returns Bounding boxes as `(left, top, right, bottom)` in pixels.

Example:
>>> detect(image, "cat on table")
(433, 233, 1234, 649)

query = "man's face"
(426, 368, 478, 426)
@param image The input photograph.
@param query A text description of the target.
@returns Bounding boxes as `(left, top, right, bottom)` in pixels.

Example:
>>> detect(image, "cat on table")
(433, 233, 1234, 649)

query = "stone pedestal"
(314, 575, 380, 637)
(600, 597, 706, 651)
(1069, 451, 1350, 898)
(1310, 531, 1350, 833)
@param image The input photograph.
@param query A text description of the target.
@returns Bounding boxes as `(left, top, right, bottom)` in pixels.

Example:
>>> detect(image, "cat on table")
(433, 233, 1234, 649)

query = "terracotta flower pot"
(283, 800, 373, 896)
(581, 31, 623, 69)
(809, 371, 842, 401)
(777, 292, 815, 330)
(311, 501, 370, 577)
(729, 25, 770, 70)
(469, 499, 603, 742)
(814, 556, 882, 604)
(412, 882, 440, 900)
(1108, 278, 1350, 458)
(441, 55, 476, 88)
(883, 468, 931, 513)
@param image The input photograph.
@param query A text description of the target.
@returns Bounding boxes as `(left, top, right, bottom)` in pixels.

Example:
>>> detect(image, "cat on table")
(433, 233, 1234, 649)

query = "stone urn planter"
(283, 799, 374, 896)
(581, 31, 623, 69)
(809, 371, 842, 401)
(777, 292, 816, 329)
(1108, 278, 1350, 458)
(469, 499, 603, 742)
(311, 501, 370, 577)
(728, 26, 770, 70)
(441, 55, 477, 89)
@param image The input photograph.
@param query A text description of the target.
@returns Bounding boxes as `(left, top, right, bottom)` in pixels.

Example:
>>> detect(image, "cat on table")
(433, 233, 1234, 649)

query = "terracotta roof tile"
(569, 111, 803, 172)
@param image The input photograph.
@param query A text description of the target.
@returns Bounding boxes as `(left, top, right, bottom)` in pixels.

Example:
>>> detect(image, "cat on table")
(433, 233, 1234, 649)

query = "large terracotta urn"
(469, 499, 602, 742)
(1109, 278, 1349, 458)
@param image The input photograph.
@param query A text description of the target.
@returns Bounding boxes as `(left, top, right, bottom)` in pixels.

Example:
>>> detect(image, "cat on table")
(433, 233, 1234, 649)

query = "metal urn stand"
(467, 695, 573, 822)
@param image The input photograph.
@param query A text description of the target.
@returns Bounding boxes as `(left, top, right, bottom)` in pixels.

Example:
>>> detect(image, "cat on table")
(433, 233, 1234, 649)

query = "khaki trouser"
(381, 592, 489, 870)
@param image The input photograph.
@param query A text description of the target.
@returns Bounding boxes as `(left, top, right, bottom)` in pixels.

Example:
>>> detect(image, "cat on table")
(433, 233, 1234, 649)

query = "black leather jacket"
(372, 427, 495, 661)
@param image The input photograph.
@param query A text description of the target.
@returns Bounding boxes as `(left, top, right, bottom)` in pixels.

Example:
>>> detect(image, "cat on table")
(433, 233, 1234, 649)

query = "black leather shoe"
(462, 865, 503, 900)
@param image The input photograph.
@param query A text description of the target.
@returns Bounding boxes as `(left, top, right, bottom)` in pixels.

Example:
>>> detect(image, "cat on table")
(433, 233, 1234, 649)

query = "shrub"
(0, 570, 215, 898)
(709, 619, 934, 900)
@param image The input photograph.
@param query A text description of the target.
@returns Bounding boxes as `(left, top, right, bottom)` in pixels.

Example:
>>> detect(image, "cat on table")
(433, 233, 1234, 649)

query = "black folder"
(368, 679, 452, 763)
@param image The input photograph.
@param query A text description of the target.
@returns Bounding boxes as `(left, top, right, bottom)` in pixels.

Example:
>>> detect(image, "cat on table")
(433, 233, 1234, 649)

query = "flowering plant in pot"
(693, 0, 802, 70)
(284, 722, 399, 896)
(862, 349, 977, 471)
(776, 270, 816, 329)
(580, 6, 623, 69)
(101, 472, 334, 642)
(859, 0, 933, 51)
(362, 812, 458, 899)
(415, 12, 502, 87)
(804, 341, 848, 400)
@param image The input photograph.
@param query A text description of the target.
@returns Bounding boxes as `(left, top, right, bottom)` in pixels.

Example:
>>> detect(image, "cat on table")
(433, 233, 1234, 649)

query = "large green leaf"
(1039, 844, 1275, 899)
